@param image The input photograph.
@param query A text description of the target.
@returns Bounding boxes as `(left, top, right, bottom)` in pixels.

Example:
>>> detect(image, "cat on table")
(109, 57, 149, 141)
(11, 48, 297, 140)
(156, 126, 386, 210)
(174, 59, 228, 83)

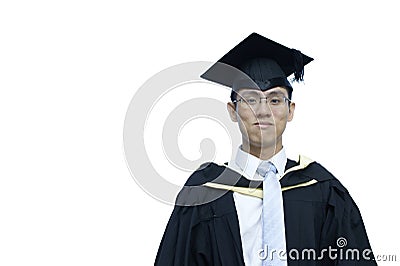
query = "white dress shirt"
(227, 146, 287, 266)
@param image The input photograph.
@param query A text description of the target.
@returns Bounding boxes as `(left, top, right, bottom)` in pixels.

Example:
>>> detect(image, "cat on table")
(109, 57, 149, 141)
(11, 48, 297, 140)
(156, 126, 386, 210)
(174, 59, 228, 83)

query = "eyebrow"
(240, 90, 286, 97)
(265, 91, 286, 97)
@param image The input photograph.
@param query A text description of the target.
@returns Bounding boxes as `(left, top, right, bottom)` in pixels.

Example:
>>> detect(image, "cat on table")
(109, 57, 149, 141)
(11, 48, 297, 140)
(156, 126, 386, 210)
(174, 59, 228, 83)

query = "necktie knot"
(257, 161, 277, 178)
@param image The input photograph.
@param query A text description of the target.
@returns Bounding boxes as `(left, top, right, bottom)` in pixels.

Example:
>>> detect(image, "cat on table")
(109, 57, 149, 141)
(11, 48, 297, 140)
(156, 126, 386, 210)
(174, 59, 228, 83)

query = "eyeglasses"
(232, 95, 291, 108)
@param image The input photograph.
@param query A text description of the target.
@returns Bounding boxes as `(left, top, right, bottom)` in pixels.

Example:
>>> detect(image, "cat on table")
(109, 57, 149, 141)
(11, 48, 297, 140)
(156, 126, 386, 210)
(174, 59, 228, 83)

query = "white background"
(1, 0, 399, 265)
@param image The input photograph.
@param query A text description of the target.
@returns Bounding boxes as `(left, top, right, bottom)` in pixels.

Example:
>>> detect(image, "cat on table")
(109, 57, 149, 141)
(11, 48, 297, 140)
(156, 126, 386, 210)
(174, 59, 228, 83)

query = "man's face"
(227, 87, 295, 152)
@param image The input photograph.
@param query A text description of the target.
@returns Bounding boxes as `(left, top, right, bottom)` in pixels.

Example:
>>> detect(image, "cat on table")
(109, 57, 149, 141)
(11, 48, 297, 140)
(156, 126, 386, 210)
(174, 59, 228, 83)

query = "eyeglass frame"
(232, 94, 292, 107)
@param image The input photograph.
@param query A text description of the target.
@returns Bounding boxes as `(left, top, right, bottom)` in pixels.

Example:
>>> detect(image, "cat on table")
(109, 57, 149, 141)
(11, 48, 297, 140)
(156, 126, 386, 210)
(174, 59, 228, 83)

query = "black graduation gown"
(155, 159, 377, 266)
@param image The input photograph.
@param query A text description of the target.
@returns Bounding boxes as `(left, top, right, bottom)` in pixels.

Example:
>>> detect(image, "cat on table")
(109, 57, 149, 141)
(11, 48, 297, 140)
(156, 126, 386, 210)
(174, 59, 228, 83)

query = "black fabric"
(155, 160, 376, 266)
(233, 76, 293, 94)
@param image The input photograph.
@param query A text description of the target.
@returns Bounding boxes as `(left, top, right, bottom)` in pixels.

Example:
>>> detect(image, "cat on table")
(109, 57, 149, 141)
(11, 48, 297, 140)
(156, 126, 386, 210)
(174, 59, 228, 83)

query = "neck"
(241, 141, 283, 160)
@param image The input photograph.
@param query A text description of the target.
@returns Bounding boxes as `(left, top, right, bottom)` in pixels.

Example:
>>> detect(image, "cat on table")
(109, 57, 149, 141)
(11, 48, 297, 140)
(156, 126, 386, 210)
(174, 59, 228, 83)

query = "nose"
(253, 101, 272, 117)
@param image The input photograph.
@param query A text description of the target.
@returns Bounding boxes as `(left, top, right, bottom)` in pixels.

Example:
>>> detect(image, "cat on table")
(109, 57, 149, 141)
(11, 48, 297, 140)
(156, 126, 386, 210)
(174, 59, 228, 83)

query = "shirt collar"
(229, 146, 287, 180)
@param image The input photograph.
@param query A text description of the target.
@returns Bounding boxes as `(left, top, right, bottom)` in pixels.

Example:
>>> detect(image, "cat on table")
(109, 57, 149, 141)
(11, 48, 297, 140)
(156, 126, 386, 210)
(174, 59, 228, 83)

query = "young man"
(155, 33, 376, 266)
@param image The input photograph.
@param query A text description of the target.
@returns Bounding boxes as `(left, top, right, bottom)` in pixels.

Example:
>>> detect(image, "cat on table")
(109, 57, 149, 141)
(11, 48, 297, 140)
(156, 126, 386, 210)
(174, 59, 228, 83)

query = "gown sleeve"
(155, 204, 198, 266)
(154, 191, 245, 266)
(154, 165, 213, 266)
(320, 179, 377, 265)
(155, 163, 245, 266)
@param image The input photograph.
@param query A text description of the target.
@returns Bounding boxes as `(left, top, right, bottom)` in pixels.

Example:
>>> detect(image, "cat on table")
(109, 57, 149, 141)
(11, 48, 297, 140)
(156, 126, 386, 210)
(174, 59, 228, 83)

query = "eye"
(269, 96, 283, 105)
(245, 97, 258, 105)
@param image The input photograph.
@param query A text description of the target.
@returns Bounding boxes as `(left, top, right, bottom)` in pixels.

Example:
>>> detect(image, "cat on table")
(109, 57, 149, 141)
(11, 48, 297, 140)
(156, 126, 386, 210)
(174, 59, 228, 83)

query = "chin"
(249, 137, 278, 149)
(252, 133, 277, 145)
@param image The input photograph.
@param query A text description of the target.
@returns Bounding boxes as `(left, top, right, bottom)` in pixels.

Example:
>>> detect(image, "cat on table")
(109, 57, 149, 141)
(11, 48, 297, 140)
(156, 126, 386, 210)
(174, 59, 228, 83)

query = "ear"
(227, 102, 238, 122)
(287, 102, 295, 122)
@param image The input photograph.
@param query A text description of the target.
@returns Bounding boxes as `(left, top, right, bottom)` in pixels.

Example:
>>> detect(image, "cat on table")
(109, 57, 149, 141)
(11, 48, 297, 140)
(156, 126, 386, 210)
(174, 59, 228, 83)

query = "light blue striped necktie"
(257, 161, 287, 266)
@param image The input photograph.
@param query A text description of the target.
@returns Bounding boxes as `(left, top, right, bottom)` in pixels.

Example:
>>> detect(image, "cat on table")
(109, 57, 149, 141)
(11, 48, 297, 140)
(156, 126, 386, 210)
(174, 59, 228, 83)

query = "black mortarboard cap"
(201, 33, 313, 99)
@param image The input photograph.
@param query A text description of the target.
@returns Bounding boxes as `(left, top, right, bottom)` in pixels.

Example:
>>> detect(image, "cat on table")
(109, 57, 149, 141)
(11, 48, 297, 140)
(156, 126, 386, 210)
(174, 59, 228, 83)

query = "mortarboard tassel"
(292, 49, 304, 82)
